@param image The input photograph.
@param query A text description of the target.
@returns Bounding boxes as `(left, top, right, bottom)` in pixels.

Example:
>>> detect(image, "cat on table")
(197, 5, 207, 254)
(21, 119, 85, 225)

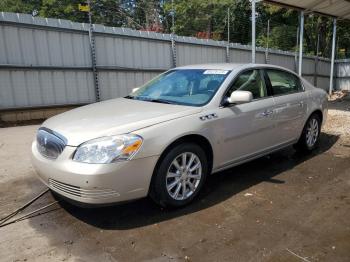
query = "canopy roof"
(266, 0, 350, 19)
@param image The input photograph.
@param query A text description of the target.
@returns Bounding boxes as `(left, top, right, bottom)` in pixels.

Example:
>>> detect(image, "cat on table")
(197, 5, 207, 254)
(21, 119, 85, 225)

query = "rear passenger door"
(264, 69, 307, 144)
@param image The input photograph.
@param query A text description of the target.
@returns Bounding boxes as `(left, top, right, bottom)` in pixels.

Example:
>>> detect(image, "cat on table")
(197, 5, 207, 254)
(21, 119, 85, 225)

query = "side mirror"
(227, 90, 253, 104)
(132, 87, 140, 93)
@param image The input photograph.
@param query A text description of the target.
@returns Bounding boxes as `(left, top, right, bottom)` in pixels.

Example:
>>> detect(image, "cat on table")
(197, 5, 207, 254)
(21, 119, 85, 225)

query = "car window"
(226, 69, 267, 99)
(130, 69, 230, 106)
(266, 70, 301, 95)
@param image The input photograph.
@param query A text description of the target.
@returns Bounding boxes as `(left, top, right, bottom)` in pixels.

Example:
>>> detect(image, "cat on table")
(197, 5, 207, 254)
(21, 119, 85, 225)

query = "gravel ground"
(0, 100, 349, 262)
(324, 97, 350, 136)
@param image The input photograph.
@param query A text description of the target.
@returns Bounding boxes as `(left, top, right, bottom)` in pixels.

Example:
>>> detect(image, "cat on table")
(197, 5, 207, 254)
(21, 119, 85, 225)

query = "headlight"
(73, 134, 143, 164)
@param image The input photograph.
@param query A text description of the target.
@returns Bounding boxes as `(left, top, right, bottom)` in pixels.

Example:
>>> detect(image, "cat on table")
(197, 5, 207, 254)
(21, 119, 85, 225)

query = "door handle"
(259, 109, 274, 117)
(299, 101, 304, 107)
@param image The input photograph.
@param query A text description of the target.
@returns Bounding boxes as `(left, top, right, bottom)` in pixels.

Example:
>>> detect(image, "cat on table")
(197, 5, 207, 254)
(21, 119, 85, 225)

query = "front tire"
(294, 113, 321, 152)
(150, 143, 208, 207)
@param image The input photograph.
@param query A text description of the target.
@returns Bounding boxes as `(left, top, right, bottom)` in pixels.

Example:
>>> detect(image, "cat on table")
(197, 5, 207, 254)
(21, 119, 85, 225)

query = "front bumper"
(31, 141, 159, 204)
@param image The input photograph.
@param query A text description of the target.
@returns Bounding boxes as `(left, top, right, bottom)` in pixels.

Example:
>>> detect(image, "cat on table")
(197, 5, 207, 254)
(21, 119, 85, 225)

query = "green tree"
(39, 0, 86, 22)
(162, 0, 225, 37)
(337, 20, 350, 58)
(0, 0, 41, 14)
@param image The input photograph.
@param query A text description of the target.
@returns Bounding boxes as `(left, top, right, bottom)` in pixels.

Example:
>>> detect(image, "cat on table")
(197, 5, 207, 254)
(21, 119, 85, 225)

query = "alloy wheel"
(306, 118, 319, 148)
(166, 152, 202, 201)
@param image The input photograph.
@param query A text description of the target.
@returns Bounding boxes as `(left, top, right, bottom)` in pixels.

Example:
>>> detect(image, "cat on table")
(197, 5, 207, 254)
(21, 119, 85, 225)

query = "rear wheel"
(150, 143, 208, 207)
(294, 113, 321, 152)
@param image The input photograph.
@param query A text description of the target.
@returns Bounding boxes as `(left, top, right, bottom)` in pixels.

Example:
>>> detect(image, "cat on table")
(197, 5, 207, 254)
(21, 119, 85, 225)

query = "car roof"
(175, 63, 298, 75)
(176, 63, 245, 70)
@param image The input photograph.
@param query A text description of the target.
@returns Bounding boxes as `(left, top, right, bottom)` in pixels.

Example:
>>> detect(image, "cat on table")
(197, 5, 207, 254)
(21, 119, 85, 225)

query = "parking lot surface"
(0, 100, 350, 262)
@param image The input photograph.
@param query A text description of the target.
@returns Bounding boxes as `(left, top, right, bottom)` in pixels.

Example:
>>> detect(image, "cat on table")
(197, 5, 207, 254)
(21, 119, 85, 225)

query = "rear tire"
(150, 143, 208, 207)
(294, 113, 321, 152)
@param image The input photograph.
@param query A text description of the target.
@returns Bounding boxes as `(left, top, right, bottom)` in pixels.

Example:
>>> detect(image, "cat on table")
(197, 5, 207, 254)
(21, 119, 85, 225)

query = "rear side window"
(266, 70, 302, 95)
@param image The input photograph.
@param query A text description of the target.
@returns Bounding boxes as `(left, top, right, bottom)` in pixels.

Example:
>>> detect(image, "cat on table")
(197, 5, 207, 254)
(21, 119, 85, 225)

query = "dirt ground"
(0, 99, 349, 262)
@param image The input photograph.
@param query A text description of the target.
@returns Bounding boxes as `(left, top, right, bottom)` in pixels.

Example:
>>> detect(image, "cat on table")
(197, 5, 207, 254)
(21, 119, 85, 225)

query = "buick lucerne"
(31, 64, 328, 207)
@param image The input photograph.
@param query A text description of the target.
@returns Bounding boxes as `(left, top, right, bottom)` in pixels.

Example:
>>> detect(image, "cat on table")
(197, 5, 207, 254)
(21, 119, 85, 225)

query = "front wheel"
(150, 143, 208, 207)
(294, 114, 321, 152)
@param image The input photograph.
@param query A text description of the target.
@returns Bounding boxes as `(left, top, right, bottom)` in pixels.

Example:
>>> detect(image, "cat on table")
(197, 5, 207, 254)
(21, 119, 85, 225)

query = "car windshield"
(126, 69, 231, 106)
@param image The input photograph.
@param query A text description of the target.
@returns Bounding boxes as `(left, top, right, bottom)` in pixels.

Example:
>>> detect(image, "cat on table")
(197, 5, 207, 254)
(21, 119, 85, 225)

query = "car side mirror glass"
(227, 90, 253, 104)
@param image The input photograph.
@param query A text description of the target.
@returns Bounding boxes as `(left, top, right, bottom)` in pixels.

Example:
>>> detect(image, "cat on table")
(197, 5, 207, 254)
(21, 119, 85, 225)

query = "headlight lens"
(73, 134, 143, 164)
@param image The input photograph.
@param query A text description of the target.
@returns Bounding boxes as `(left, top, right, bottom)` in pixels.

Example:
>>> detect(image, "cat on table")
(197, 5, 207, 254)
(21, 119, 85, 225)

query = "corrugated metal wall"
(0, 13, 95, 109)
(177, 43, 226, 65)
(0, 12, 346, 110)
(336, 59, 350, 91)
(94, 32, 172, 100)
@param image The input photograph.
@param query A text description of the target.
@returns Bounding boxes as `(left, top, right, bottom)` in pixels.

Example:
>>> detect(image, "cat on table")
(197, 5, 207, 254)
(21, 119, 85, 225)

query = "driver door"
(215, 69, 278, 168)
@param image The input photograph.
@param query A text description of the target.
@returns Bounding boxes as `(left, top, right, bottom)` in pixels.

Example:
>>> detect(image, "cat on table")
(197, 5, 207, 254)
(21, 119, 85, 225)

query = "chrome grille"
(48, 179, 120, 200)
(36, 127, 66, 159)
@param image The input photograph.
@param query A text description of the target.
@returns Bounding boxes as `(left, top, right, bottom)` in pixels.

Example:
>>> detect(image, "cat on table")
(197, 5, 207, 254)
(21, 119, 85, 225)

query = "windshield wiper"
(131, 96, 175, 104)
(147, 98, 174, 104)
(126, 95, 175, 104)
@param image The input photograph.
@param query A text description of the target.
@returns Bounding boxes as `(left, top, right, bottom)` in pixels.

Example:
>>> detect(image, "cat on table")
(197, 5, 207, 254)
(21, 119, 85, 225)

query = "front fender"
(132, 113, 214, 159)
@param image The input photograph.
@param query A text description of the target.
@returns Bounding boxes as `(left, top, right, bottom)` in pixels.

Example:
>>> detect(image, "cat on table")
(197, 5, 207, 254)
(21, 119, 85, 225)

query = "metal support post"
(171, 37, 177, 68)
(298, 11, 304, 76)
(329, 18, 337, 94)
(171, 0, 177, 67)
(265, 19, 270, 64)
(226, 7, 230, 62)
(294, 26, 299, 72)
(251, 0, 256, 63)
(87, 0, 100, 101)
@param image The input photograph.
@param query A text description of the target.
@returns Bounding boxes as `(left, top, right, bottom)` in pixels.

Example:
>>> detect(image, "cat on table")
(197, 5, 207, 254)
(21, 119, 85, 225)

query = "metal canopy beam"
(329, 18, 337, 94)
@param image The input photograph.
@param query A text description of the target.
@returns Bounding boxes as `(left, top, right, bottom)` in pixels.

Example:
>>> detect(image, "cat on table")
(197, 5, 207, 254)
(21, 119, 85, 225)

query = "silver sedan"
(31, 63, 328, 207)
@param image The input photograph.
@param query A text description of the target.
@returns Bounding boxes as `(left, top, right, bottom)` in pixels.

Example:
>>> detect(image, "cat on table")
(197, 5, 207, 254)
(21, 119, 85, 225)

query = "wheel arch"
(148, 134, 214, 195)
(294, 108, 323, 152)
(308, 109, 323, 124)
(298, 109, 323, 138)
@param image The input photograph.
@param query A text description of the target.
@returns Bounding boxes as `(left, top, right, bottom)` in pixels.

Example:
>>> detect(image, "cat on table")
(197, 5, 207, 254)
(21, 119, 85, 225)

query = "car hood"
(41, 98, 202, 146)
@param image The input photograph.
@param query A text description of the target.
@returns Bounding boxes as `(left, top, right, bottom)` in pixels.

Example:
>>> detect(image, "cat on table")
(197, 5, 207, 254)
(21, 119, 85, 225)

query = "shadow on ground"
(52, 133, 338, 230)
